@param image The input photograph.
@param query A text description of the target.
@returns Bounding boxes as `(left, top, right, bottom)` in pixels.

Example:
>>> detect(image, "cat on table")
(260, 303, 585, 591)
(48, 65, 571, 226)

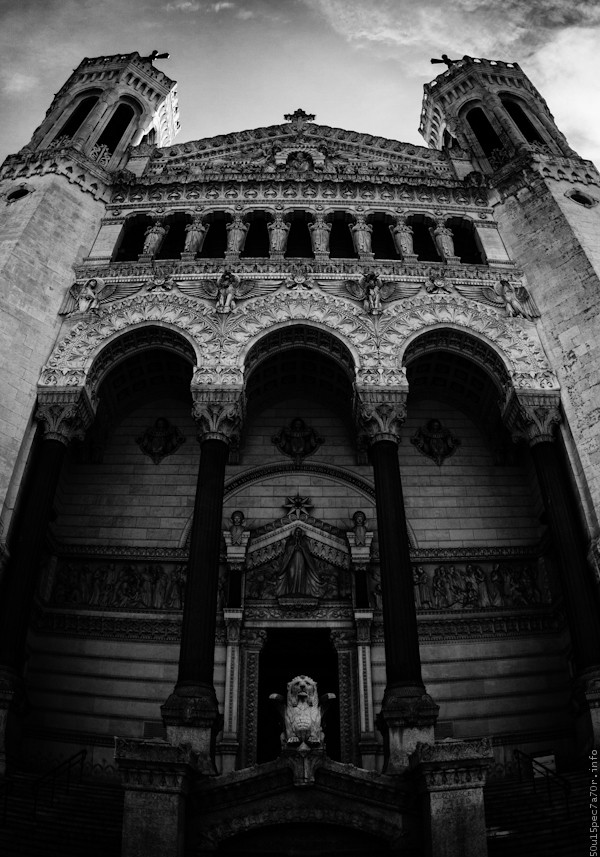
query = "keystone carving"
(191, 389, 243, 444)
(502, 390, 561, 446)
(35, 388, 95, 445)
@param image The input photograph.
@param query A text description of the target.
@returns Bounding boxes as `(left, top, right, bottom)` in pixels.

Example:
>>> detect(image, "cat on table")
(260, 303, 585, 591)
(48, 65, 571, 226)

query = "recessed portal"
(257, 629, 340, 764)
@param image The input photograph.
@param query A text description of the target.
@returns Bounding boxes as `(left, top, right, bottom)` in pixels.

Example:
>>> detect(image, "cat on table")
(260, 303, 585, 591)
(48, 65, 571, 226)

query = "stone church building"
(0, 51, 599, 855)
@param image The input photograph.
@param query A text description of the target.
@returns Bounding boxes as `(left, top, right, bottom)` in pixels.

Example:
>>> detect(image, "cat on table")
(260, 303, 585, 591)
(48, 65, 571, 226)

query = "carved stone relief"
(411, 419, 461, 465)
(136, 417, 185, 464)
(271, 418, 324, 464)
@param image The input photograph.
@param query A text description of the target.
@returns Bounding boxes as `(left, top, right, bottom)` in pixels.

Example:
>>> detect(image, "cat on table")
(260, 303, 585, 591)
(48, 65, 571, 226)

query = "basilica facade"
(0, 52, 599, 855)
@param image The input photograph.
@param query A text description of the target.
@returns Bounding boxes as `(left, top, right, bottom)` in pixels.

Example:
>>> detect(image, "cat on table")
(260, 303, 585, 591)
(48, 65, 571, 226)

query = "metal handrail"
(0, 777, 14, 826)
(31, 748, 87, 821)
(513, 748, 571, 821)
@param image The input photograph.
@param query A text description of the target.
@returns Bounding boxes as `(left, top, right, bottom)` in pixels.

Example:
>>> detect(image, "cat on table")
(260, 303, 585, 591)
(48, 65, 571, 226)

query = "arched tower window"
(285, 212, 313, 258)
(328, 212, 356, 259)
(200, 212, 228, 258)
(446, 217, 484, 265)
(113, 213, 153, 262)
(406, 215, 439, 262)
(241, 212, 271, 257)
(466, 107, 504, 159)
(369, 213, 397, 260)
(95, 103, 136, 154)
(51, 95, 99, 142)
(156, 213, 191, 260)
(500, 98, 545, 145)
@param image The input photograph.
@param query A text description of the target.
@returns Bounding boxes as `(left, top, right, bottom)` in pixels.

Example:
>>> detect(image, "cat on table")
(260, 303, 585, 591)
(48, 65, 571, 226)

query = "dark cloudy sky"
(1, 0, 599, 163)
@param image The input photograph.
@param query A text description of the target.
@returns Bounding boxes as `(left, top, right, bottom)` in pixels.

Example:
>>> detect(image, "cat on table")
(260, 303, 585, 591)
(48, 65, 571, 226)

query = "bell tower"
(421, 54, 600, 590)
(0, 52, 179, 548)
(419, 55, 574, 170)
(23, 51, 179, 168)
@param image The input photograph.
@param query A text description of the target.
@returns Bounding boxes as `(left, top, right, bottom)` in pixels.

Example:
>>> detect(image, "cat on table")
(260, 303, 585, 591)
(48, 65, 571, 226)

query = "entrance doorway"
(257, 629, 341, 763)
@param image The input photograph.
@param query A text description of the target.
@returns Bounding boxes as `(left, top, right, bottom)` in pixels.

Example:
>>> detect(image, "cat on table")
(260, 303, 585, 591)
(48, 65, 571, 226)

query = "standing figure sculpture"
(390, 220, 414, 258)
(268, 215, 290, 254)
(142, 221, 167, 256)
(276, 528, 323, 599)
(226, 215, 249, 253)
(309, 216, 331, 254)
(350, 216, 373, 254)
(184, 218, 208, 255)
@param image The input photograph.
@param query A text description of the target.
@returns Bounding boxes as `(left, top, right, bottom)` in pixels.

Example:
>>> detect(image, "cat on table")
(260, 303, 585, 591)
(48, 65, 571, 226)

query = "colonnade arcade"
(2, 292, 600, 779)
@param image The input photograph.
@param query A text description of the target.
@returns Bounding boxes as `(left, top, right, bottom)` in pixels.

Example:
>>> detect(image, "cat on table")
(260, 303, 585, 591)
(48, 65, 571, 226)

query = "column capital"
(35, 387, 95, 445)
(191, 388, 243, 445)
(354, 389, 408, 445)
(502, 389, 562, 446)
(410, 737, 493, 792)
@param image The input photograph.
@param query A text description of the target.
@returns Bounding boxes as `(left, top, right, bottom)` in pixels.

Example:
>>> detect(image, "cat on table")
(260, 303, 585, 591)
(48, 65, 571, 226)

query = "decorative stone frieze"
(35, 387, 95, 444)
(503, 389, 562, 445)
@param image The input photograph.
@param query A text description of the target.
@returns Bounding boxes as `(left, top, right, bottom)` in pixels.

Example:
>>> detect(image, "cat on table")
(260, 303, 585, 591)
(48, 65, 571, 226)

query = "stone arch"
(383, 294, 558, 393)
(38, 297, 217, 396)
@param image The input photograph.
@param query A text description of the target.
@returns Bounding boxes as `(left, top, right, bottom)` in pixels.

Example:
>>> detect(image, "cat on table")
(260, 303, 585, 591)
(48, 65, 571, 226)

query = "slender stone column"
(220, 609, 243, 773)
(356, 389, 438, 771)
(239, 629, 267, 767)
(0, 388, 93, 774)
(161, 388, 242, 769)
(504, 390, 600, 747)
(331, 629, 359, 765)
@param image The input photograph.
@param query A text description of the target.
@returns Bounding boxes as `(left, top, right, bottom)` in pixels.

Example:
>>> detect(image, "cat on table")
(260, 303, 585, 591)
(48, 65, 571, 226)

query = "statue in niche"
(272, 418, 323, 464)
(225, 215, 249, 253)
(136, 417, 185, 464)
(411, 418, 460, 466)
(267, 215, 290, 253)
(308, 215, 331, 253)
(352, 510, 368, 546)
(390, 221, 414, 258)
(276, 527, 324, 599)
(142, 221, 167, 256)
(183, 217, 208, 254)
(270, 675, 336, 751)
(228, 510, 246, 545)
(349, 216, 373, 254)
(432, 224, 456, 259)
(344, 271, 395, 315)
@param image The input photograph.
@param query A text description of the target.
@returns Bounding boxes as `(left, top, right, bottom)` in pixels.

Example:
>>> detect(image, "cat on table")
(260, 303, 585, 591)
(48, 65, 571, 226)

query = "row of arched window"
(112, 210, 485, 264)
(465, 97, 548, 161)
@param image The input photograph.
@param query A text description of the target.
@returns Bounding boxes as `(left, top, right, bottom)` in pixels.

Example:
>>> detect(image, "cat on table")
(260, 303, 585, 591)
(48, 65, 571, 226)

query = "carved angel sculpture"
(269, 675, 336, 750)
(200, 271, 254, 313)
(454, 278, 539, 319)
(59, 278, 114, 315)
(344, 272, 395, 314)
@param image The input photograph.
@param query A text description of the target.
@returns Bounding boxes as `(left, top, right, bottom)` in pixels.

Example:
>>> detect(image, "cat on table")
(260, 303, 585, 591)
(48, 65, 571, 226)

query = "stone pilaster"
(161, 389, 243, 770)
(115, 738, 196, 857)
(219, 608, 243, 773)
(354, 610, 378, 769)
(356, 388, 438, 772)
(239, 629, 267, 767)
(331, 629, 359, 765)
(504, 388, 600, 749)
(411, 739, 494, 857)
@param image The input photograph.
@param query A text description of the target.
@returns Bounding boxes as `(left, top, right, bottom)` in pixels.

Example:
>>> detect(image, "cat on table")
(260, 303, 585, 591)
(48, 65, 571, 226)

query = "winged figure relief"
(185, 271, 280, 313)
(454, 279, 539, 320)
(59, 278, 125, 315)
(338, 272, 421, 314)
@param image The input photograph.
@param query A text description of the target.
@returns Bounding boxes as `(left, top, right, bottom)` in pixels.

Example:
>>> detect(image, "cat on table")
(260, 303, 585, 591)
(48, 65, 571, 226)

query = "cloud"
(165, 0, 237, 11)
(301, 0, 600, 57)
(3, 72, 38, 94)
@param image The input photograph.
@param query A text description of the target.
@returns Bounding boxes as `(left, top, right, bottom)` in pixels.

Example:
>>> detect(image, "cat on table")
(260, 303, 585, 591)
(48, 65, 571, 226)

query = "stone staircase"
(485, 770, 590, 856)
(0, 770, 123, 856)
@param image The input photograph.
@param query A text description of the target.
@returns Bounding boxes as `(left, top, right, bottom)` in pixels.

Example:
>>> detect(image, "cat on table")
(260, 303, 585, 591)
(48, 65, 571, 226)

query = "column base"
(377, 686, 439, 774)
(411, 738, 493, 857)
(0, 668, 27, 776)
(161, 684, 221, 775)
(573, 668, 600, 757)
(358, 737, 379, 770)
(115, 738, 196, 857)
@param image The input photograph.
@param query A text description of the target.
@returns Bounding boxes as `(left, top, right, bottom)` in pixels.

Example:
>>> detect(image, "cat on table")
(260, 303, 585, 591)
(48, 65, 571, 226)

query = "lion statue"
(269, 674, 336, 750)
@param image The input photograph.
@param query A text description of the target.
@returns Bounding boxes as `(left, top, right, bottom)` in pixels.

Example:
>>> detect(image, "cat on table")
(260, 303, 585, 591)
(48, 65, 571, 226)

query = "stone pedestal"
(0, 668, 26, 776)
(161, 685, 221, 775)
(411, 739, 493, 857)
(378, 687, 439, 774)
(116, 738, 197, 857)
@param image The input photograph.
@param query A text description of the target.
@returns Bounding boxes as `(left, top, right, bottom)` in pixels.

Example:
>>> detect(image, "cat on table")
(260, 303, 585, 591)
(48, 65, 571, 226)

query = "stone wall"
(0, 174, 105, 538)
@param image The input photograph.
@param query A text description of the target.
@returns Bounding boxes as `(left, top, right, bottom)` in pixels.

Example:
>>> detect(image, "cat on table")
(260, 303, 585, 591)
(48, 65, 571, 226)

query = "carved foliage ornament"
(36, 388, 94, 445)
(191, 389, 243, 444)
(503, 390, 562, 445)
(355, 390, 408, 444)
(40, 290, 556, 397)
